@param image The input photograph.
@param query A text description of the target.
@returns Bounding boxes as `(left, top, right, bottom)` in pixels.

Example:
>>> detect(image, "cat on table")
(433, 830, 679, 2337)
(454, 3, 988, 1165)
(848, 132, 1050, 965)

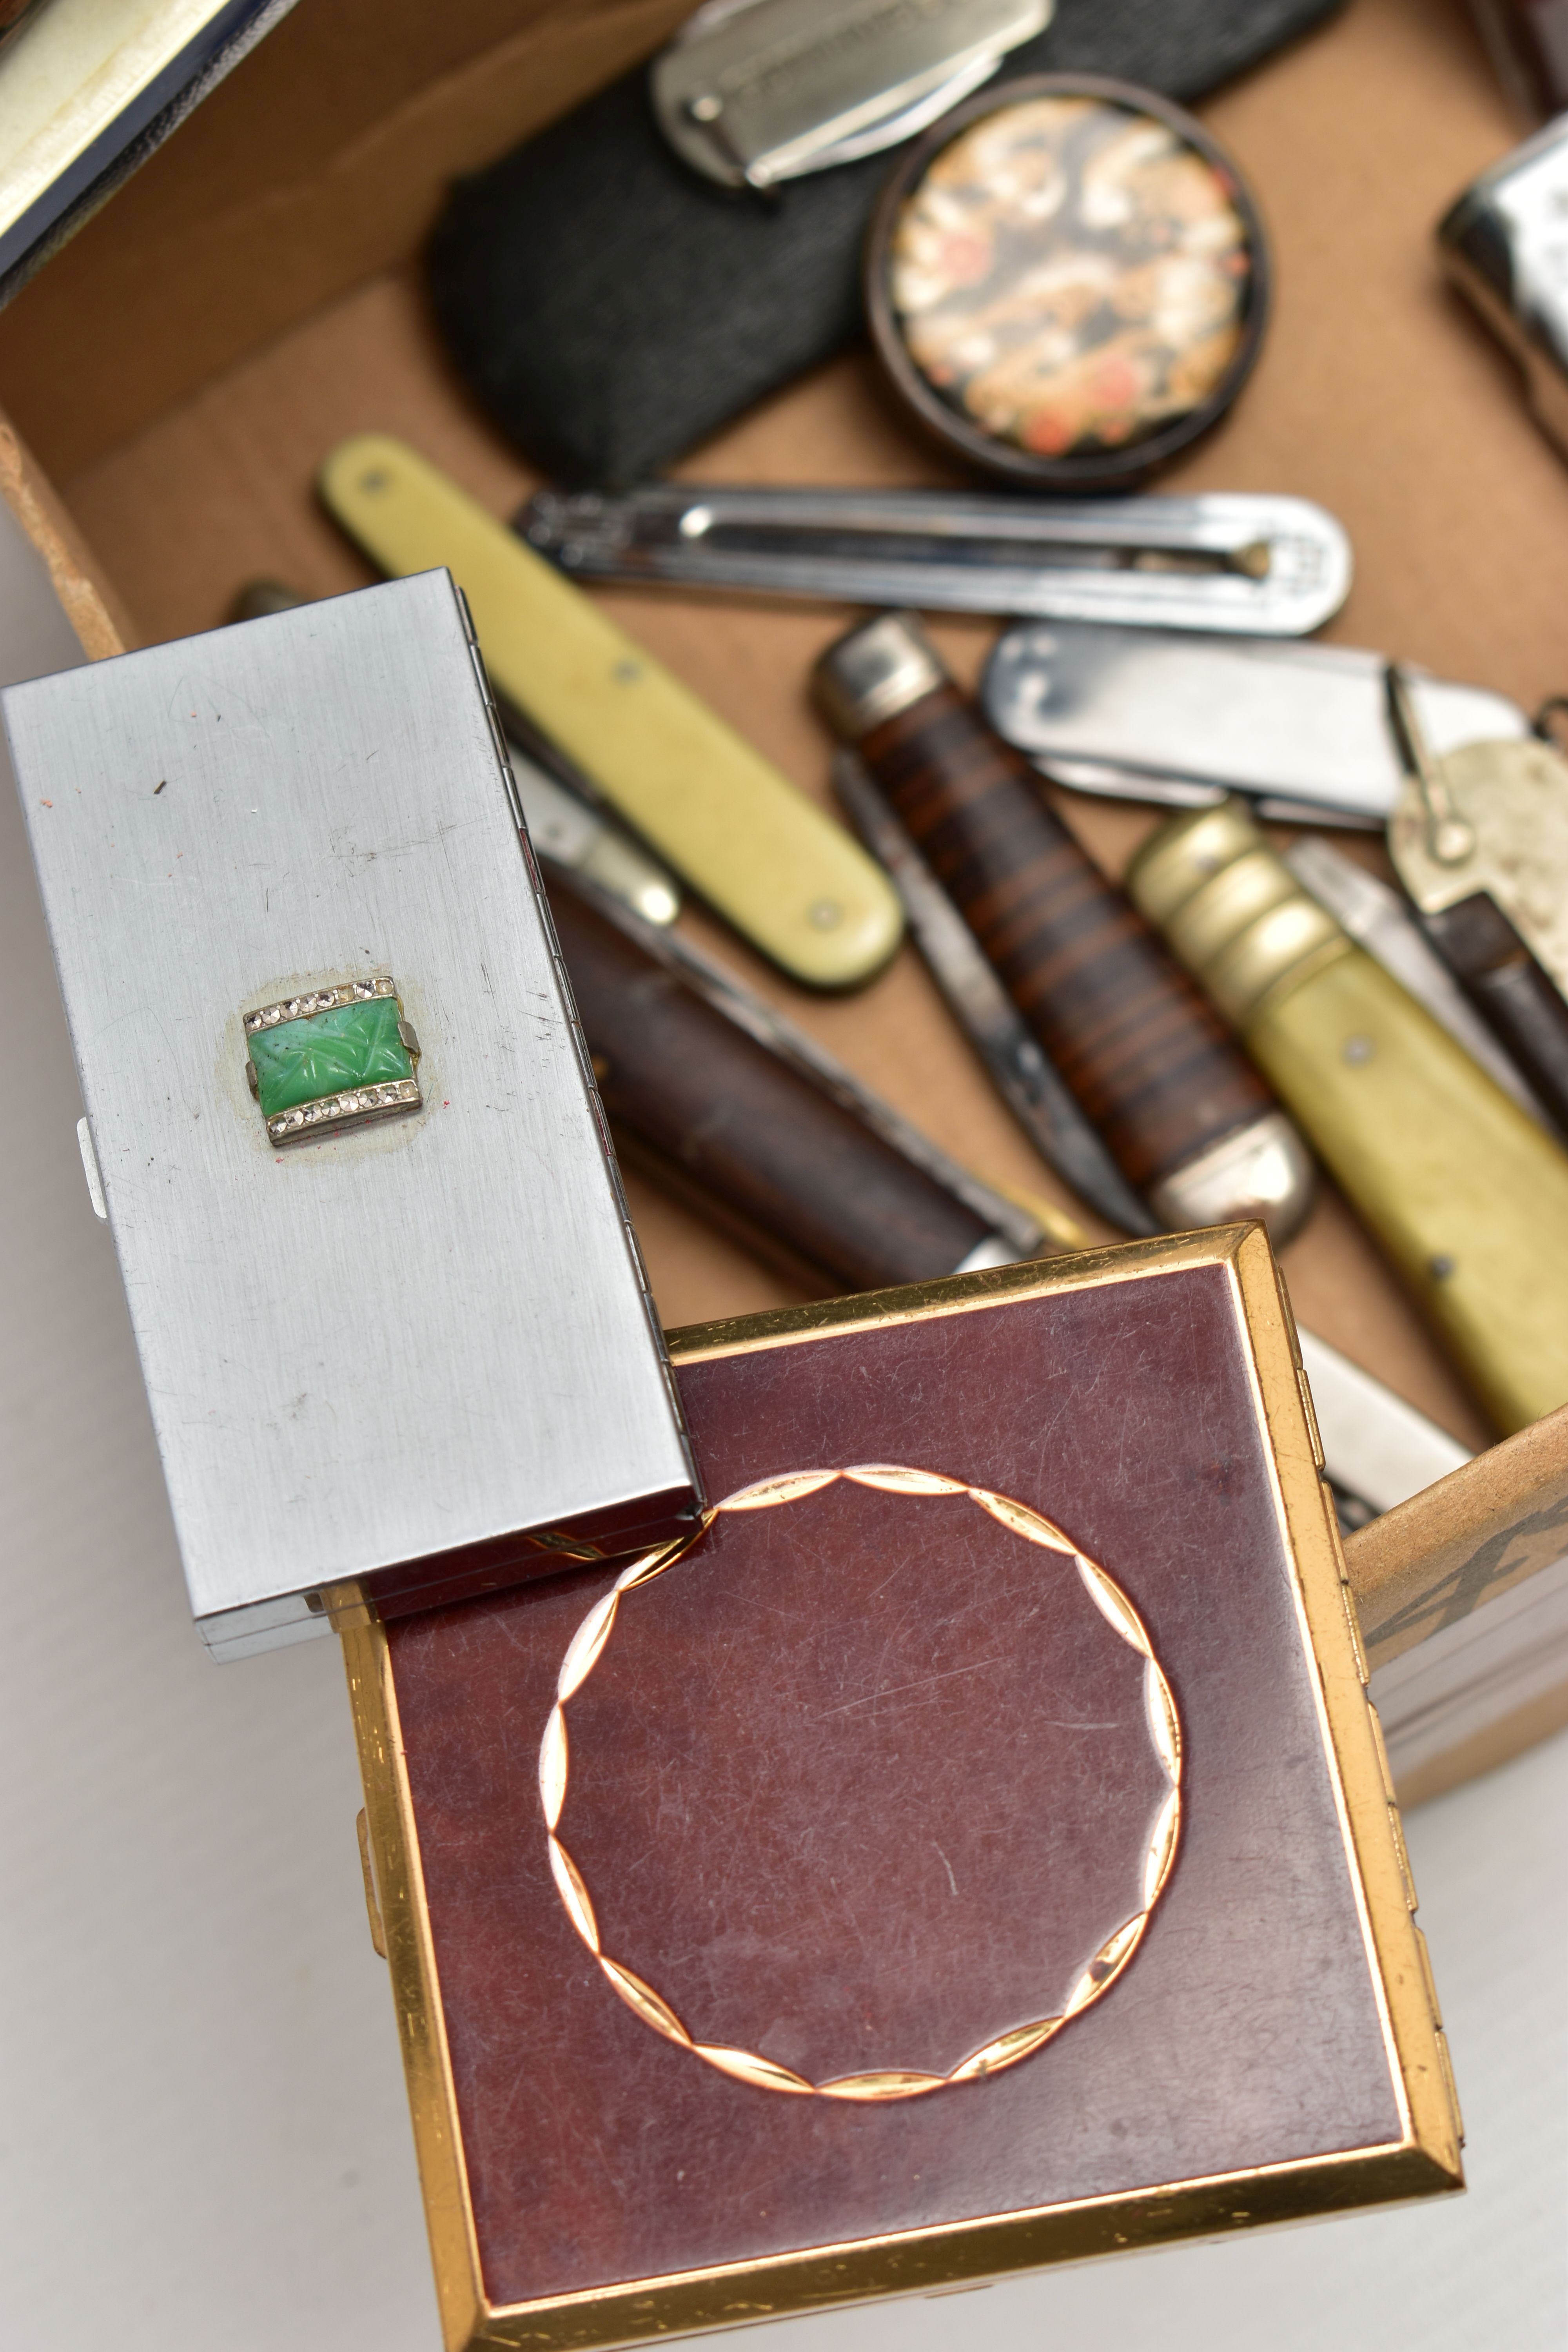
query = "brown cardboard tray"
(0, 0, 1565, 1796)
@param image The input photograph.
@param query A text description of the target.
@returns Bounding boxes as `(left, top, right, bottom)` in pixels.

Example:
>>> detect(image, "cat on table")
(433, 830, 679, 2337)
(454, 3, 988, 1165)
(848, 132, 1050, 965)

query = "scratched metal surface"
(1, 570, 693, 1647)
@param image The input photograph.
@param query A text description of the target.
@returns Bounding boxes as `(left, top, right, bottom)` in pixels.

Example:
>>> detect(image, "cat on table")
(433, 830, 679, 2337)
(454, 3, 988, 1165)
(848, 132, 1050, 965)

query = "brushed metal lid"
(3, 572, 701, 1657)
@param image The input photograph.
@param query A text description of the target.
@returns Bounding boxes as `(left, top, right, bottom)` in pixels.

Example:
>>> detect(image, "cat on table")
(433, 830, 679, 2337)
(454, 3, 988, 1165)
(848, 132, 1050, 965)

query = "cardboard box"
(3, 0, 1566, 1798)
(10, 0, 1568, 2336)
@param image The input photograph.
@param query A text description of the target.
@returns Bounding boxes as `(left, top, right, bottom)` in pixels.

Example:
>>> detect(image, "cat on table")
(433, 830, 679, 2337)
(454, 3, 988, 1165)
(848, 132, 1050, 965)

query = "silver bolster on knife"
(519, 488, 1354, 637)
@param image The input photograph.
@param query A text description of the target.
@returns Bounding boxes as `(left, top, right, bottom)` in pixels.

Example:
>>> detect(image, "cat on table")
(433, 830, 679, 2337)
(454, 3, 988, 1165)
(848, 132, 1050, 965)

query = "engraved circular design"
(865, 74, 1269, 489)
(539, 1463, 1183, 2102)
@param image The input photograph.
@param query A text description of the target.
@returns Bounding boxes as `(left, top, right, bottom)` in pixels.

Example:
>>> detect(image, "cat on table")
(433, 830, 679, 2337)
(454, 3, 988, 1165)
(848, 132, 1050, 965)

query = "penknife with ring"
(519, 486, 1353, 637)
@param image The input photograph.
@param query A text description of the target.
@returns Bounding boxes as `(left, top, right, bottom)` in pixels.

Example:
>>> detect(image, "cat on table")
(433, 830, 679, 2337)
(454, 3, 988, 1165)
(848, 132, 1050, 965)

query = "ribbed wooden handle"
(548, 886, 998, 1292)
(858, 685, 1276, 1191)
(1424, 891, 1568, 1136)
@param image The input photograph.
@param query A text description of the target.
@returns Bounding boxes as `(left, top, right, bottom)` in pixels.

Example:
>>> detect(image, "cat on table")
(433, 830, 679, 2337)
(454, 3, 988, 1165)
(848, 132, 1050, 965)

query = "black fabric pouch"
(427, 0, 1339, 488)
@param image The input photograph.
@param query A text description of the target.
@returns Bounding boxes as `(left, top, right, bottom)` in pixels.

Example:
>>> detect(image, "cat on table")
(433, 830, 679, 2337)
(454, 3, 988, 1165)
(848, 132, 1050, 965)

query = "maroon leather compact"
(345, 1227, 1460, 2350)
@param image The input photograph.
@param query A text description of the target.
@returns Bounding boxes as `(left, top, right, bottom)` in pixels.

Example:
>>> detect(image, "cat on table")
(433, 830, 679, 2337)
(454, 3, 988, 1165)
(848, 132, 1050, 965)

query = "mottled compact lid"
(867, 75, 1269, 487)
(360, 1236, 1461, 2345)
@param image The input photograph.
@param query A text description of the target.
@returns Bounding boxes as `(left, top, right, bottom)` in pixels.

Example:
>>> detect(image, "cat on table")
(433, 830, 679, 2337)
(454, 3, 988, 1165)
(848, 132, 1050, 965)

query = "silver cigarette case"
(3, 572, 701, 1659)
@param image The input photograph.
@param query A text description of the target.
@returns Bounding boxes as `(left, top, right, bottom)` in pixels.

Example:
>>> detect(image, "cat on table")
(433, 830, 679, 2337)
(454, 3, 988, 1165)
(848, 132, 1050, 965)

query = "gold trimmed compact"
(345, 1229, 1460, 2352)
(865, 75, 1270, 486)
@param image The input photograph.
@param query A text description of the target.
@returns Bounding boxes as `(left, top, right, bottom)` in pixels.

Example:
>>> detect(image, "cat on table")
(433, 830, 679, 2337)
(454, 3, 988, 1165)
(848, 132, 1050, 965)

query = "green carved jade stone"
(249, 998, 413, 1118)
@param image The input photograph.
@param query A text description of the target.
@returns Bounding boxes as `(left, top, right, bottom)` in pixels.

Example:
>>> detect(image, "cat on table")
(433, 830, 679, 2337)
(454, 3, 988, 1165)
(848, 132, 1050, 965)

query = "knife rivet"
(809, 899, 844, 930)
(688, 93, 722, 121)
(1341, 1034, 1374, 1067)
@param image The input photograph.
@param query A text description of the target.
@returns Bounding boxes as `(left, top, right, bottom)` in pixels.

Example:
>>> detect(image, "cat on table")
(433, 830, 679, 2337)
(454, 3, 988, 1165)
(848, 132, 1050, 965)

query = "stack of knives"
(239, 440, 1568, 1527)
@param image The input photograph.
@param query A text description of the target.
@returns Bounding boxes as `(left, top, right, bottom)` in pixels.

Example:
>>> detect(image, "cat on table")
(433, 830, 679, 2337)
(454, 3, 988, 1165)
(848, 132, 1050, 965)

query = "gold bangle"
(539, 1463, 1183, 2102)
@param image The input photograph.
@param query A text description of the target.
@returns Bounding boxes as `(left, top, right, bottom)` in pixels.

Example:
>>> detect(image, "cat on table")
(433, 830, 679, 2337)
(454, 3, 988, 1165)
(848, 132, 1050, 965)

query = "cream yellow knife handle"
(319, 435, 903, 989)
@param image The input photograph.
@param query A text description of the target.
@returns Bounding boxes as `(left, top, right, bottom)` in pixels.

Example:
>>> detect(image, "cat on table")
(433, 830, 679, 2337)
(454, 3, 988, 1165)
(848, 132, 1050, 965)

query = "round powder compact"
(866, 75, 1269, 488)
